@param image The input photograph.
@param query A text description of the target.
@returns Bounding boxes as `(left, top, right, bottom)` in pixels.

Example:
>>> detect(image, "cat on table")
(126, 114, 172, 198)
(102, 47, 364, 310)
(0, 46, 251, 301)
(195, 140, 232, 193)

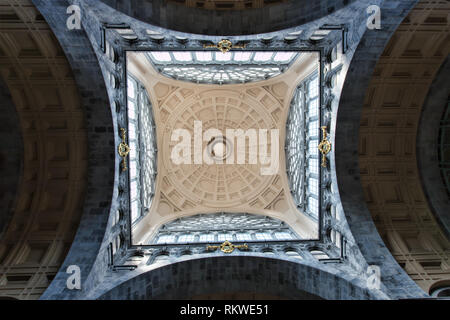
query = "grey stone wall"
(98, 255, 385, 300)
(0, 77, 23, 240)
(100, 0, 357, 36)
(335, 0, 427, 299)
(417, 56, 450, 240)
(35, 0, 428, 300)
(32, 0, 116, 300)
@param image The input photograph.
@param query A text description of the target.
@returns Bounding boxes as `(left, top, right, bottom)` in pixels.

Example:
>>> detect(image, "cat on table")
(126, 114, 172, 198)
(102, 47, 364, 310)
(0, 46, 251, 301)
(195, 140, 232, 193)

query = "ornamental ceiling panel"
(127, 51, 320, 243)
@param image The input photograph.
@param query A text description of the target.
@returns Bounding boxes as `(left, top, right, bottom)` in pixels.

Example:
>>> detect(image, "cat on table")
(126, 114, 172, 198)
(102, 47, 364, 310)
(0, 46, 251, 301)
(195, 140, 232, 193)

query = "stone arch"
(335, 0, 427, 298)
(357, 0, 450, 293)
(0, 0, 93, 299)
(98, 255, 384, 300)
(30, 0, 115, 299)
(0, 77, 22, 240)
(429, 279, 450, 297)
(99, 0, 358, 36)
(417, 56, 450, 239)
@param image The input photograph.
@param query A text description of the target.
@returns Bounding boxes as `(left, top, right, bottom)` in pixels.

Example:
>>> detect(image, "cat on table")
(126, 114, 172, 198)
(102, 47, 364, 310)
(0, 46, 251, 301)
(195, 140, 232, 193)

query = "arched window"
(285, 250, 303, 259)
(127, 76, 157, 224)
(153, 253, 170, 264)
(310, 250, 329, 260)
(431, 287, 450, 297)
(0, 296, 19, 300)
(149, 213, 299, 245)
(430, 282, 450, 298)
(286, 72, 320, 219)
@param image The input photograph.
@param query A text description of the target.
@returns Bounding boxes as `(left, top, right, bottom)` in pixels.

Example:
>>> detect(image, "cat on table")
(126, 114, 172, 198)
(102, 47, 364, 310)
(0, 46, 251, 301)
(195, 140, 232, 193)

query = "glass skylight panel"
(127, 101, 136, 120)
(128, 122, 137, 139)
(146, 51, 298, 84)
(308, 178, 319, 196)
(199, 234, 215, 242)
(308, 77, 319, 97)
(236, 233, 252, 241)
(131, 201, 139, 223)
(234, 51, 251, 61)
(253, 52, 273, 62)
(217, 233, 233, 242)
(309, 139, 318, 155)
(195, 51, 212, 61)
(255, 232, 272, 241)
(157, 235, 176, 244)
(309, 120, 319, 135)
(215, 52, 232, 61)
(173, 52, 192, 62)
(308, 197, 319, 216)
(274, 52, 296, 62)
(177, 234, 195, 243)
(274, 232, 293, 240)
(309, 158, 319, 174)
(130, 181, 138, 200)
(126, 75, 157, 230)
(129, 160, 137, 177)
(308, 98, 319, 118)
(285, 71, 321, 225)
(127, 78, 136, 99)
(129, 141, 137, 159)
(148, 213, 301, 244)
(150, 52, 171, 62)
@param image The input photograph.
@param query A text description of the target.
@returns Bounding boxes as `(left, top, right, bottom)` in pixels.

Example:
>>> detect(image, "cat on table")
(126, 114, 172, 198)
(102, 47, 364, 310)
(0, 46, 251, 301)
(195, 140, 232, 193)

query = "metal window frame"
(144, 51, 300, 85)
(126, 74, 158, 226)
(286, 71, 320, 221)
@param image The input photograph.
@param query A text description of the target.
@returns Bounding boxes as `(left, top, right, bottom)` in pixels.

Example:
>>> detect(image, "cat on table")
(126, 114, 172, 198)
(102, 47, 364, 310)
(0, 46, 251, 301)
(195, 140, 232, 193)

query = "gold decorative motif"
(118, 128, 130, 171)
(318, 126, 331, 168)
(206, 240, 249, 254)
(203, 39, 246, 54)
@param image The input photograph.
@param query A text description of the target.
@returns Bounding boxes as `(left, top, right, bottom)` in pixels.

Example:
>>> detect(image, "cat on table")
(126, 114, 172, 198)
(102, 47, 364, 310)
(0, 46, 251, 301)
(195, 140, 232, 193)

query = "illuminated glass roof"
(149, 212, 300, 244)
(145, 51, 300, 85)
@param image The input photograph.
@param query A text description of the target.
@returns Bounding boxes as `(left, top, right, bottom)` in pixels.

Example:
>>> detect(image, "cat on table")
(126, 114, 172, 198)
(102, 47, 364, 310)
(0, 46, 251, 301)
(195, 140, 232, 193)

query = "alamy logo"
(66, 265, 81, 290)
(366, 265, 381, 290)
(367, 5, 381, 30)
(66, 5, 81, 30)
(171, 121, 279, 176)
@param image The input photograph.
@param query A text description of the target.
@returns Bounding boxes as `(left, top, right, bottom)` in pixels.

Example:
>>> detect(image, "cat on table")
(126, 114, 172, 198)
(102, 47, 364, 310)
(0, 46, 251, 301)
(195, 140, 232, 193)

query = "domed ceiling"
(127, 51, 320, 244)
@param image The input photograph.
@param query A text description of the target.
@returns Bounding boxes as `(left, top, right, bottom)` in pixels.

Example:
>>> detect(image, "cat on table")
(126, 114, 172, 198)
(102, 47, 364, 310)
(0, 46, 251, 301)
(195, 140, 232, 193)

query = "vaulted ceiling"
(167, 0, 287, 10)
(359, 0, 450, 292)
(0, 0, 449, 300)
(0, 0, 87, 299)
(128, 51, 319, 244)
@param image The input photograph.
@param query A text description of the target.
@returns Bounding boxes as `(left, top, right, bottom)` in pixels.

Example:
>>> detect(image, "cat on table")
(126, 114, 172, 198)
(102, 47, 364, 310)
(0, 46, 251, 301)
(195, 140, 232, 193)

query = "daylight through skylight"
(146, 51, 300, 85)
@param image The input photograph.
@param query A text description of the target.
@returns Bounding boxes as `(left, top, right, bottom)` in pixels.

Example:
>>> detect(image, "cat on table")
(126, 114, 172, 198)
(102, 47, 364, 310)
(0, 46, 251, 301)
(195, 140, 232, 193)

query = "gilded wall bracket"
(118, 128, 130, 172)
(206, 240, 249, 254)
(203, 39, 246, 54)
(318, 126, 332, 168)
